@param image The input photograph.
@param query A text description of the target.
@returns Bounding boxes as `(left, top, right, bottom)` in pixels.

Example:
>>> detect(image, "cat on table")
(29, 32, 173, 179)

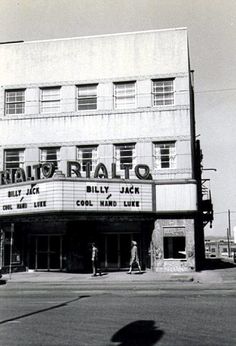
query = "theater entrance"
(100, 233, 140, 270)
(29, 235, 64, 271)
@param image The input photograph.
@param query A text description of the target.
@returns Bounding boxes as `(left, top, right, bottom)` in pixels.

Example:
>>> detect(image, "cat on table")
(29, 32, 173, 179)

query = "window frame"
(5, 89, 25, 115)
(152, 79, 175, 107)
(114, 81, 136, 109)
(114, 143, 136, 170)
(153, 141, 176, 170)
(40, 147, 60, 170)
(4, 148, 25, 171)
(77, 84, 98, 110)
(76, 145, 98, 173)
(40, 86, 61, 114)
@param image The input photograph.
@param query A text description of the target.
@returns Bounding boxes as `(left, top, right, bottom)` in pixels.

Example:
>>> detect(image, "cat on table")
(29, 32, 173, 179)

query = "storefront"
(0, 175, 153, 272)
(0, 173, 198, 273)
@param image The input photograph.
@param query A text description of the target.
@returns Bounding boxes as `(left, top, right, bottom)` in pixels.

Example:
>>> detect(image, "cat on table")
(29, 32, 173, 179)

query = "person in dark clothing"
(91, 243, 101, 276)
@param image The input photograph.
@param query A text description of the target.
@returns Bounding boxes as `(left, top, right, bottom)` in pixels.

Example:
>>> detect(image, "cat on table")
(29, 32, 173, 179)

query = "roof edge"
(1, 27, 188, 46)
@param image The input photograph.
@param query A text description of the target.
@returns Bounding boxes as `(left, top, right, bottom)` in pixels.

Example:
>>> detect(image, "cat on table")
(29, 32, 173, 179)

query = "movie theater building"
(0, 28, 213, 273)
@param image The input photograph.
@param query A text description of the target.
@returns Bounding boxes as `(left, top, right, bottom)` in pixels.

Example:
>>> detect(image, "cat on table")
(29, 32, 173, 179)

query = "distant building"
(0, 28, 213, 273)
(205, 237, 236, 258)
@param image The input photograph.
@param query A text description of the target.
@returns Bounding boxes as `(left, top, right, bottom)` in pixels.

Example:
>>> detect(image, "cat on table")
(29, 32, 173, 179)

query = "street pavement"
(0, 262, 236, 346)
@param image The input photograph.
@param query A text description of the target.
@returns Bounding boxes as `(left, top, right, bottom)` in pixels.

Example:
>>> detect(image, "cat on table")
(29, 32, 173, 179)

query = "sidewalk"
(1, 268, 233, 285)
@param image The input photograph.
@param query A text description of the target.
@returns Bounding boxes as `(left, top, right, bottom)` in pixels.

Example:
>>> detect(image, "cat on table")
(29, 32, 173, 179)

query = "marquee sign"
(0, 180, 153, 216)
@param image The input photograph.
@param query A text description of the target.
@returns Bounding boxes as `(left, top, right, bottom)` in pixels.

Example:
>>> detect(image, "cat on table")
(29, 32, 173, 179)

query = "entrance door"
(29, 235, 63, 271)
(100, 234, 137, 270)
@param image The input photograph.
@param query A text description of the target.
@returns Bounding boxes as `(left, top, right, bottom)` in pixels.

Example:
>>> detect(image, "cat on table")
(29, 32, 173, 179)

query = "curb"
(2, 275, 196, 284)
(169, 275, 194, 282)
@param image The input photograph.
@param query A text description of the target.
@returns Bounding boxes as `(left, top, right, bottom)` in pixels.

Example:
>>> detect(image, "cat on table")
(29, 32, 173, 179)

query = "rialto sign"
(0, 161, 152, 186)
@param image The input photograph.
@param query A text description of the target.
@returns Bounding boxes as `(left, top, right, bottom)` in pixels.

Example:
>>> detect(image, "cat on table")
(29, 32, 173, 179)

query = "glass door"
(29, 235, 63, 271)
(101, 233, 134, 270)
(120, 234, 132, 268)
(106, 234, 118, 269)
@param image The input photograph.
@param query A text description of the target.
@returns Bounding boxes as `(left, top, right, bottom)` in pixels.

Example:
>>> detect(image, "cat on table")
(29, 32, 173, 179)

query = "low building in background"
(205, 237, 236, 259)
(0, 28, 213, 273)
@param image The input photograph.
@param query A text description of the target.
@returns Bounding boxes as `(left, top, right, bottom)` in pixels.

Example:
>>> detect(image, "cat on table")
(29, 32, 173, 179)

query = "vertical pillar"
(35, 237, 38, 270)
(151, 220, 164, 271)
(47, 236, 50, 271)
(0, 228, 4, 273)
(9, 223, 14, 279)
(60, 236, 63, 271)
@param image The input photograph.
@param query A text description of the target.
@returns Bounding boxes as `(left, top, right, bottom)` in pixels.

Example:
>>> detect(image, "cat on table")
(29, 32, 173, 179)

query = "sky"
(0, 0, 235, 236)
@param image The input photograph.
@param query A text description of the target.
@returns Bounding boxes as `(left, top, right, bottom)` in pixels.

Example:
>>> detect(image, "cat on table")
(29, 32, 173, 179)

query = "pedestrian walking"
(91, 243, 101, 276)
(128, 240, 141, 274)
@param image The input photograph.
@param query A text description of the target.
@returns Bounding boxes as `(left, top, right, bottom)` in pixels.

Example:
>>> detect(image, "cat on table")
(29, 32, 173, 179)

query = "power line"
(214, 211, 236, 216)
(195, 87, 236, 94)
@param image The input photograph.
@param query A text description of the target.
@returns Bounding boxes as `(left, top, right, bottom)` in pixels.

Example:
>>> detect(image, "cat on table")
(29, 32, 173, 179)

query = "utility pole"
(227, 209, 231, 258)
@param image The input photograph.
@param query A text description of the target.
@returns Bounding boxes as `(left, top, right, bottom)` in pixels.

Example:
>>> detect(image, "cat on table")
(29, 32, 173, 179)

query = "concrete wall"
(0, 29, 188, 85)
(151, 218, 195, 272)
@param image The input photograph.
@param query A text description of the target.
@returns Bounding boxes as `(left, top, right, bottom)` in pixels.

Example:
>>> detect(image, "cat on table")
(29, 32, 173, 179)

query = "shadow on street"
(111, 320, 164, 345)
(0, 295, 90, 325)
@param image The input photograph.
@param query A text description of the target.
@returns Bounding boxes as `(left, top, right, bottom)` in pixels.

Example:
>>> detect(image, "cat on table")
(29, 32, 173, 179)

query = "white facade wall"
(0, 29, 188, 85)
(0, 28, 193, 185)
(0, 28, 200, 273)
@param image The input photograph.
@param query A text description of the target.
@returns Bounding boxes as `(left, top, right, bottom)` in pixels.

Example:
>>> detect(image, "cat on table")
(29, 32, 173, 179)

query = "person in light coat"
(128, 240, 141, 274)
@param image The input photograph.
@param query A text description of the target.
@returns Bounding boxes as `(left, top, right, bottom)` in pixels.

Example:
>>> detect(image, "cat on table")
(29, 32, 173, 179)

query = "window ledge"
(163, 258, 187, 261)
(1, 105, 190, 120)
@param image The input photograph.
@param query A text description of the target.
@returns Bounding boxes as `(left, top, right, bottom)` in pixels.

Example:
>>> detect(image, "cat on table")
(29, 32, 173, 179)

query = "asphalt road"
(0, 281, 236, 346)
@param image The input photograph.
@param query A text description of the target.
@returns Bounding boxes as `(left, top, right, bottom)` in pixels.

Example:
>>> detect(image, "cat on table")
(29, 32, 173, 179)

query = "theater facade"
(0, 28, 213, 273)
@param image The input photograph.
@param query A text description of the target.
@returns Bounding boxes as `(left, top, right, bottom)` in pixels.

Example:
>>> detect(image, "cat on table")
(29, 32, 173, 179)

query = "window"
(164, 237, 186, 259)
(154, 142, 176, 169)
(40, 147, 60, 169)
(114, 144, 136, 169)
(40, 87, 61, 113)
(114, 82, 136, 109)
(77, 146, 98, 172)
(5, 89, 25, 115)
(4, 149, 25, 171)
(152, 79, 174, 106)
(77, 84, 97, 110)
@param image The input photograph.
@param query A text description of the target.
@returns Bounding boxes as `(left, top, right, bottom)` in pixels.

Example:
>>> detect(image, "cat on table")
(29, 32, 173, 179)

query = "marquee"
(0, 179, 153, 215)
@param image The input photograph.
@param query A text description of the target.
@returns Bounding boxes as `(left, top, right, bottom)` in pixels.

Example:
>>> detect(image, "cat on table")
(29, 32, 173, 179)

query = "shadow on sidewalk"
(203, 258, 236, 270)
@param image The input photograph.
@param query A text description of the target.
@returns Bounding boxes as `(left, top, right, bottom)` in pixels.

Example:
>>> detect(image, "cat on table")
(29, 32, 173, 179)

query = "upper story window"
(4, 149, 25, 171)
(40, 147, 60, 169)
(77, 84, 97, 110)
(40, 87, 61, 113)
(154, 142, 176, 169)
(77, 146, 98, 172)
(152, 79, 174, 106)
(5, 89, 25, 115)
(114, 143, 136, 170)
(114, 82, 136, 109)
